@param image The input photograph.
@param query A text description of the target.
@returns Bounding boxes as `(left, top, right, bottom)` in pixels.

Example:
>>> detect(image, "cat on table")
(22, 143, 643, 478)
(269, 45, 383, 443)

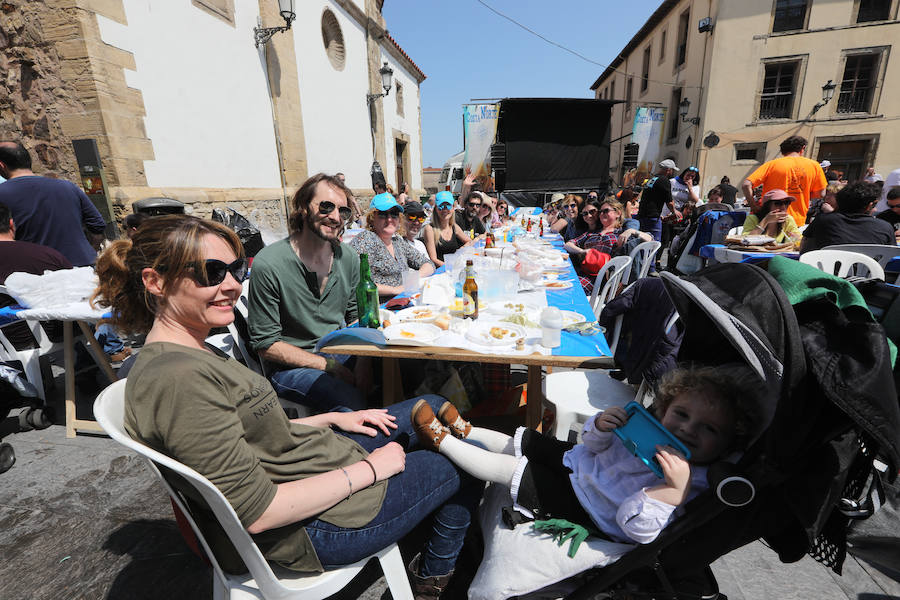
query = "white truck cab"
(438, 150, 465, 196)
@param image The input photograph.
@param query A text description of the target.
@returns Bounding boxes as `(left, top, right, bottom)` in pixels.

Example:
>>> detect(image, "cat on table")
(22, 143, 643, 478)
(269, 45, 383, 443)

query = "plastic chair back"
(799, 249, 885, 280)
(94, 380, 412, 600)
(727, 226, 742, 237)
(823, 244, 900, 269)
(588, 256, 632, 318)
(625, 240, 661, 283)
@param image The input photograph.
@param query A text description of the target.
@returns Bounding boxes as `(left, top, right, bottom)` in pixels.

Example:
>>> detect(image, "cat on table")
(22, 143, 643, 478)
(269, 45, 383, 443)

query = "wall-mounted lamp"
(679, 97, 700, 125)
(812, 80, 837, 114)
(254, 0, 296, 48)
(366, 62, 394, 105)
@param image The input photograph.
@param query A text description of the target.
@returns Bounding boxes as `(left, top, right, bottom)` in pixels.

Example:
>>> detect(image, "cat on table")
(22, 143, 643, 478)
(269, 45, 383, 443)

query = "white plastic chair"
(0, 284, 64, 400)
(588, 256, 632, 318)
(94, 380, 413, 600)
(823, 244, 900, 282)
(624, 240, 661, 283)
(727, 226, 743, 237)
(799, 249, 885, 280)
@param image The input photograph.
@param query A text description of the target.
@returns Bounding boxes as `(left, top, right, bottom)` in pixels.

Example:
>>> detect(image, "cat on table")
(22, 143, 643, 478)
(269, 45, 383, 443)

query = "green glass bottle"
(357, 253, 380, 328)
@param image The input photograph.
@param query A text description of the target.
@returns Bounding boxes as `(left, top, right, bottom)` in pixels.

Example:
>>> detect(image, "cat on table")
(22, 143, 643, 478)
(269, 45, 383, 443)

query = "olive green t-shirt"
(124, 342, 387, 572)
(247, 238, 360, 353)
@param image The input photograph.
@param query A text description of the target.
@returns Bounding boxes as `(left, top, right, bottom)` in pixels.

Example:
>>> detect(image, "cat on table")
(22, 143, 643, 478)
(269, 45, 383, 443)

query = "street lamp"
(679, 97, 700, 125)
(254, 0, 296, 48)
(367, 62, 394, 105)
(812, 80, 837, 114)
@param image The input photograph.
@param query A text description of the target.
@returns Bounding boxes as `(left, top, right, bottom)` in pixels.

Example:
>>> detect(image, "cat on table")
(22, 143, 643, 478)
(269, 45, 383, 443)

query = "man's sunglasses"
(888, 202, 900, 210)
(188, 258, 249, 287)
(376, 209, 402, 219)
(406, 214, 426, 223)
(317, 200, 353, 222)
(466, 201, 482, 208)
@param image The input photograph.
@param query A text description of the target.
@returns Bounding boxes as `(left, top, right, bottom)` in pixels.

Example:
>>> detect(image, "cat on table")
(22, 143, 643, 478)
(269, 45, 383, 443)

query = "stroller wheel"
(26, 408, 53, 430)
(0, 443, 14, 474)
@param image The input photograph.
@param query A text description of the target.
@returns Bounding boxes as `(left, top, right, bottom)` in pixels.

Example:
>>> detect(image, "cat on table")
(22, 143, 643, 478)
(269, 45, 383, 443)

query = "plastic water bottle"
(540, 307, 563, 348)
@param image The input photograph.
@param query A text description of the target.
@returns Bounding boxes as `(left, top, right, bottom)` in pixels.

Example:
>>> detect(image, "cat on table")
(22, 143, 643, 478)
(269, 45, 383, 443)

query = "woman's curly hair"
(91, 215, 242, 334)
(654, 364, 765, 453)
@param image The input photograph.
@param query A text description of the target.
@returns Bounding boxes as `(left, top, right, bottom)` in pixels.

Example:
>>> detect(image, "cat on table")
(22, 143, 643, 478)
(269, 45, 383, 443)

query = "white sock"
(465, 427, 515, 454)
(439, 435, 520, 485)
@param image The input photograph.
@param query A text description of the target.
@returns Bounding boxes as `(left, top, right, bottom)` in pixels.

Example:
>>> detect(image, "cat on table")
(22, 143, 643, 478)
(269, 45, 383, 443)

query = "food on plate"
(434, 314, 451, 330)
(400, 330, 416, 338)
(411, 308, 434, 320)
(501, 314, 538, 328)
(503, 302, 526, 312)
(489, 326, 512, 340)
(382, 319, 391, 328)
(544, 281, 569, 288)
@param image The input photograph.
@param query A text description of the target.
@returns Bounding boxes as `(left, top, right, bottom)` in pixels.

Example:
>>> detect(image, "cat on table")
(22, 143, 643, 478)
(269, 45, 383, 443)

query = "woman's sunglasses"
(317, 200, 353, 222)
(563, 203, 578, 210)
(377, 209, 402, 219)
(599, 207, 616, 214)
(188, 258, 249, 287)
(768, 200, 790, 208)
(406, 214, 426, 224)
(582, 209, 598, 217)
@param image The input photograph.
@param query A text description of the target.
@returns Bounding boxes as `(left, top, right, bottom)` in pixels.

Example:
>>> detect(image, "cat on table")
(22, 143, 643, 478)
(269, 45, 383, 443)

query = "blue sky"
(382, 0, 663, 168)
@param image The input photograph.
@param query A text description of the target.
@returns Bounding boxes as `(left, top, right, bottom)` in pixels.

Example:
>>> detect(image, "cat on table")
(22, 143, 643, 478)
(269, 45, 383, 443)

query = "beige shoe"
(412, 399, 449, 451)
(437, 401, 472, 439)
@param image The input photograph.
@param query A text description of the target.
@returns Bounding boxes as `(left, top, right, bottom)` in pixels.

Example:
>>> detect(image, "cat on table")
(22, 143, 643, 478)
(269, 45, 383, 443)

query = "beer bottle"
(462, 259, 478, 320)
(485, 232, 494, 248)
(356, 253, 380, 328)
(526, 219, 532, 233)
(539, 216, 544, 237)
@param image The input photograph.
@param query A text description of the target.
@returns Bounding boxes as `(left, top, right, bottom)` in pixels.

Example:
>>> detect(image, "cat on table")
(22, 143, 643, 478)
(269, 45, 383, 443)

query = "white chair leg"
(21, 351, 46, 401)
(210, 573, 229, 600)
(553, 409, 578, 442)
(379, 543, 414, 600)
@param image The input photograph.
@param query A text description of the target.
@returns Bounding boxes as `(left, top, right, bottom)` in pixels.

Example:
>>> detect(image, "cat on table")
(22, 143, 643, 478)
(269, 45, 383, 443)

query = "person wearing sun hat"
(350, 192, 433, 299)
(424, 191, 472, 266)
(741, 189, 801, 243)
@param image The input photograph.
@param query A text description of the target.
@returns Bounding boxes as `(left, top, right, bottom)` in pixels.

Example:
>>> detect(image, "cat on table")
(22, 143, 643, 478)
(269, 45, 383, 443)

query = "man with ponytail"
(246, 173, 367, 413)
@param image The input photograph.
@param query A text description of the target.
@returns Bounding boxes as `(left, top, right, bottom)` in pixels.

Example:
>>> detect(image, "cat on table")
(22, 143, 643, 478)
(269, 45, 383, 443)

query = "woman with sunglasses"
(551, 194, 587, 241)
(400, 200, 429, 257)
(741, 189, 801, 243)
(424, 191, 472, 267)
(495, 197, 512, 225)
(565, 199, 651, 293)
(350, 193, 434, 299)
(92, 214, 481, 596)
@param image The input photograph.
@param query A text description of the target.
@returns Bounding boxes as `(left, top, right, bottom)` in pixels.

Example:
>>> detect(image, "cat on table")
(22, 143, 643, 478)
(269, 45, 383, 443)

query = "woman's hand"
(595, 406, 629, 432)
(331, 409, 398, 437)
(564, 241, 586, 256)
(366, 441, 406, 480)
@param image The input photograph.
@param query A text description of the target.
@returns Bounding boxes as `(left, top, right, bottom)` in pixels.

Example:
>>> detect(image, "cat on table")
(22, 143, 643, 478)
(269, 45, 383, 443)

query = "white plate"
(560, 310, 588, 326)
(382, 323, 442, 345)
(465, 322, 527, 346)
(541, 280, 574, 290)
(485, 301, 542, 318)
(394, 305, 442, 323)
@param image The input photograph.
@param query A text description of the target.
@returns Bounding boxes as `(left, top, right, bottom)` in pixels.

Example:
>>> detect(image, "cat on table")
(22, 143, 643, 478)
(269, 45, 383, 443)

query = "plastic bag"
(211, 208, 265, 257)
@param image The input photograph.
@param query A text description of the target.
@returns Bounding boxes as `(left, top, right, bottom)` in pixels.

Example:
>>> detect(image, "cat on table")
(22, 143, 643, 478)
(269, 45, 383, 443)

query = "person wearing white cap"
(635, 159, 681, 267)
(820, 160, 831, 170)
(875, 168, 900, 212)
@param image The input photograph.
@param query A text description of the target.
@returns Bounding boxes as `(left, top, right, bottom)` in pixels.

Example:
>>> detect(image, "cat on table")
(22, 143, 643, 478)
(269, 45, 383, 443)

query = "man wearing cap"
(248, 172, 367, 413)
(741, 189, 801, 243)
(800, 181, 895, 253)
(636, 159, 680, 254)
(741, 135, 826, 224)
(455, 191, 487, 236)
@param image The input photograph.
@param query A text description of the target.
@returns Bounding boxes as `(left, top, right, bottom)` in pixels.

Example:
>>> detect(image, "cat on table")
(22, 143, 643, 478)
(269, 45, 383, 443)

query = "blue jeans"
(305, 395, 483, 577)
(269, 353, 365, 412)
(639, 217, 663, 269)
(95, 323, 125, 354)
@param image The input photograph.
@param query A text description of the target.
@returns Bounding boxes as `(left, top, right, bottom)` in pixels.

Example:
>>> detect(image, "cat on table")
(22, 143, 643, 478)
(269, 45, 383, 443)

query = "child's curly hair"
(654, 364, 765, 453)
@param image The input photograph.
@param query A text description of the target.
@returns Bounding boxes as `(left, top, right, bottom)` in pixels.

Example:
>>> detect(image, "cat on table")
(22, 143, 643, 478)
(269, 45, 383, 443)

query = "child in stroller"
(411, 364, 763, 546)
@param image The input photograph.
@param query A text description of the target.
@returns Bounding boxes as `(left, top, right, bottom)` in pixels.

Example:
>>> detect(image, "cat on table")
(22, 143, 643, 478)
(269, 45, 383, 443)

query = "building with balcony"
(591, 0, 900, 193)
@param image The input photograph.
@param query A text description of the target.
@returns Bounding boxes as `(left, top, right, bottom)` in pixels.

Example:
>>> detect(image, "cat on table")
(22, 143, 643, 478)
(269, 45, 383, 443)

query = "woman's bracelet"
(340, 467, 353, 499)
(362, 458, 378, 484)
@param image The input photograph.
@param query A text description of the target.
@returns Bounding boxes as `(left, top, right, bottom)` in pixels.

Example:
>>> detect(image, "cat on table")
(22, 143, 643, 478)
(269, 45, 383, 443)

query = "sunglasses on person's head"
(687, 167, 699, 172)
(406, 214, 426, 223)
(317, 200, 352, 222)
(376, 208, 402, 219)
(186, 258, 249, 287)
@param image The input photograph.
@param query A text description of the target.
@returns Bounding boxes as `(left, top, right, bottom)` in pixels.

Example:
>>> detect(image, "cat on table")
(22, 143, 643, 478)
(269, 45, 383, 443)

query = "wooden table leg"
(76, 321, 119, 384)
(382, 357, 403, 407)
(64, 321, 76, 438)
(526, 365, 544, 429)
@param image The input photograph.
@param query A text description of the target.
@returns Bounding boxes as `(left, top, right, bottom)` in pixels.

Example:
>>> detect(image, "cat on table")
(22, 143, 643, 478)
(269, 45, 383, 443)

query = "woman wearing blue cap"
(423, 190, 472, 267)
(350, 192, 434, 299)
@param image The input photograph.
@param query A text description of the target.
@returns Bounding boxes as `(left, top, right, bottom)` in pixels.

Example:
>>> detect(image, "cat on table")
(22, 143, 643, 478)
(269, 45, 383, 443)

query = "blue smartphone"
(612, 401, 691, 478)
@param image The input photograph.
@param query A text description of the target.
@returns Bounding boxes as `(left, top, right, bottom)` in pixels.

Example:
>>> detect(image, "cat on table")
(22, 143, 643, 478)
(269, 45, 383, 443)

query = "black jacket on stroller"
(567, 261, 900, 599)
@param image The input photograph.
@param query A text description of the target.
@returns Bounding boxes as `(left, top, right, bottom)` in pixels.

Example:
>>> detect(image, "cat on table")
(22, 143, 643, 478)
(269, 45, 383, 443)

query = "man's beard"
(305, 210, 342, 243)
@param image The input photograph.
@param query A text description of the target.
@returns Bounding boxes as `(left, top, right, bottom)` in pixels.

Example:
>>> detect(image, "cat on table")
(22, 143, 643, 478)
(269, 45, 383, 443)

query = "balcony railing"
(836, 89, 873, 113)
(759, 93, 793, 119)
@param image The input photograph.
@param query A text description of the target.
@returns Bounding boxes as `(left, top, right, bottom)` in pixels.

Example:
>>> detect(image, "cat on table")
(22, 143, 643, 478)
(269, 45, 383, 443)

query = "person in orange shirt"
(741, 135, 827, 224)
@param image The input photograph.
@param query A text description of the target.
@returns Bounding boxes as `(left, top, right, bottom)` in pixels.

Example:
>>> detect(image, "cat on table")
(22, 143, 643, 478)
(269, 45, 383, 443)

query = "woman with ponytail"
(92, 215, 480, 594)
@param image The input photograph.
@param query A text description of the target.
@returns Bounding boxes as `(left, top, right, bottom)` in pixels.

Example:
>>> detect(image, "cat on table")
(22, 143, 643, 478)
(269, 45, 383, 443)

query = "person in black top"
(876, 186, 900, 242)
(454, 191, 486, 235)
(718, 176, 738, 206)
(801, 181, 896, 253)
(637, 159, 680, 247)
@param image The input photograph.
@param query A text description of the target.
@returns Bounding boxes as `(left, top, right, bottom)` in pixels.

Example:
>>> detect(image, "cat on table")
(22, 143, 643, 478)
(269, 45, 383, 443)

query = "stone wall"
(0, 0, 87, 179)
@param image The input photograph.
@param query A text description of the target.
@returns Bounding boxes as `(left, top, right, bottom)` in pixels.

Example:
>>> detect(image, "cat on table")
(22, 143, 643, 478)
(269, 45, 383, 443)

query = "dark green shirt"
(248, 238, 359, 353)
(124, 342, 387, 572)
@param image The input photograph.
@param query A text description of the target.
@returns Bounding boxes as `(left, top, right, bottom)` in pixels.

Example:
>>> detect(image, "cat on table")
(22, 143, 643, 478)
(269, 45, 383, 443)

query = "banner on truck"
(631, 107, 666, 185)
(463, 103, 498, 192)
